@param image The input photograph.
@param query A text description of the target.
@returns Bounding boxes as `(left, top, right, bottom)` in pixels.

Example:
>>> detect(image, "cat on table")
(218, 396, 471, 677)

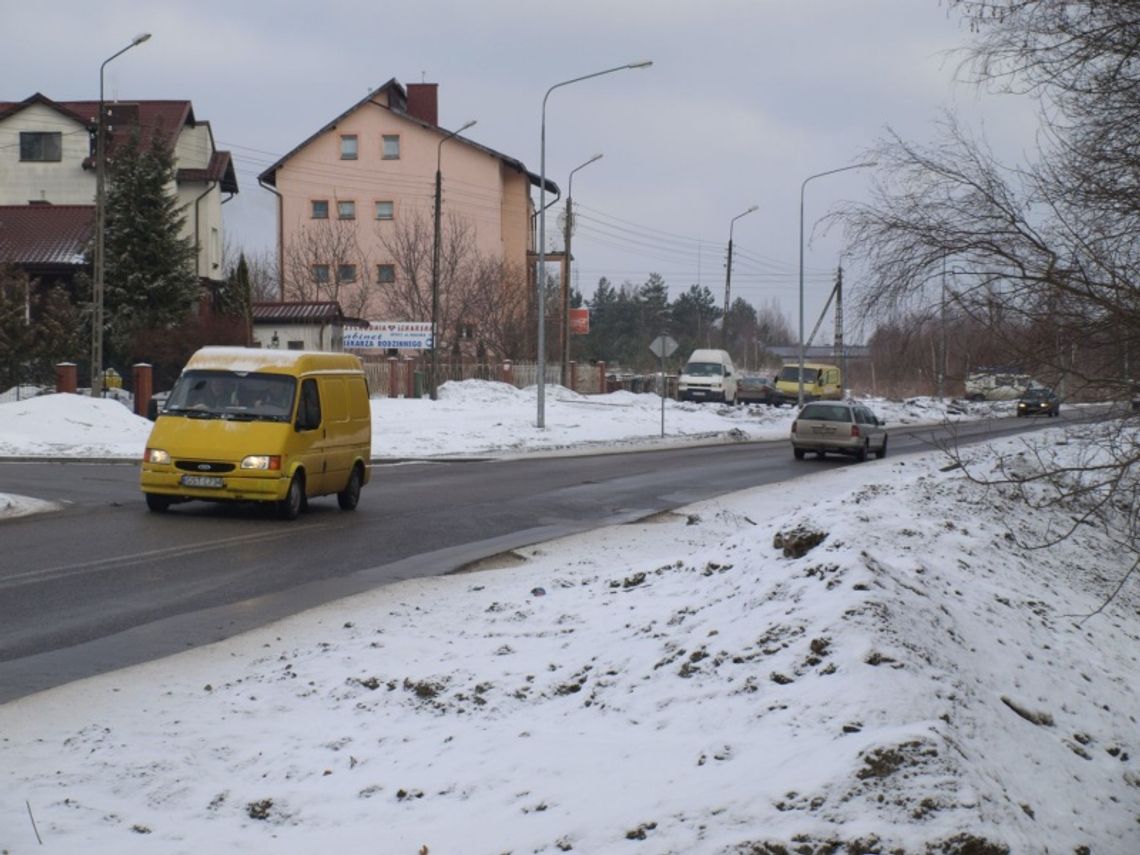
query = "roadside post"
(649, 333, 678, 438)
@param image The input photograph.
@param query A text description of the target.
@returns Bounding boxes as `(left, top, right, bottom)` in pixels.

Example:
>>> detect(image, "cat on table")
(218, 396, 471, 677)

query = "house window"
(312, 264, 330, 283)
(460, 323, 475, 340)
(382, 135, 400, 159)
(338, 264, 357, 283)
(340, 134, 358, 160)
(376, 264, 396, 284)
(337, 200, 356, 220)
(374, 200, 394, 220)
(311, 200, 329, 219)
(19, 132, 62, 162)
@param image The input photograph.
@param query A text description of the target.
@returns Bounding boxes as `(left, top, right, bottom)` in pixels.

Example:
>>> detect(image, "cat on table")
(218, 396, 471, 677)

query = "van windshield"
(777, 365, 809, 382)
(164, 371, 296, 421)
(683, 362, 724, 377)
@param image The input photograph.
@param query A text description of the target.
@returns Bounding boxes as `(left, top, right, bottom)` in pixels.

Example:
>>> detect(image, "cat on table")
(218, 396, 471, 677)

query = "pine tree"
(0, 266, 34, 391)
(30, 285, 83, 382)
(102, 129, 199, 370)
(219, 253, 253, 343)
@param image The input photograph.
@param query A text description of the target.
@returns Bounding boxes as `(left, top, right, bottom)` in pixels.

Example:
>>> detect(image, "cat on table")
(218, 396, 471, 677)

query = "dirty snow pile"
(1, 427, 1136, 853)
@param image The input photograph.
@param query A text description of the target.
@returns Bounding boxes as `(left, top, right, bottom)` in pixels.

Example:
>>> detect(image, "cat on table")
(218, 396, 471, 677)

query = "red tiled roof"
(1, 95, 237, 193)
(252, 301, 344, 323)
(0, 205, 93, 267)
(0, 94, 193, 151)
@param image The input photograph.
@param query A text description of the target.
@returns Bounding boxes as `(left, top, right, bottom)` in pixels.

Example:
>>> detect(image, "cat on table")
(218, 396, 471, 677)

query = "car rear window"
(800, 404, 850, 422)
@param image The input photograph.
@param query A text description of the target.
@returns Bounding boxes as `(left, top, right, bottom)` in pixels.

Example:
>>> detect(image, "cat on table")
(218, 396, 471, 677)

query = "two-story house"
(257, 78, 556, 353)
(0, 92, 238, 294)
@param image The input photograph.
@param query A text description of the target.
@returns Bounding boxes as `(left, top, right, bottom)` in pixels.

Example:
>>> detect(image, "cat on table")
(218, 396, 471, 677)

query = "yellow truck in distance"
(774, 362, 843, 403)
(140, 347, 372, 519)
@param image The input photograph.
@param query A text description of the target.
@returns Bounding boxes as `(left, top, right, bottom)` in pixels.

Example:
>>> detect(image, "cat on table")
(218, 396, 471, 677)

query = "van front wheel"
(145, 494, 171, 513)
(278, 474, 304, 520)
(337, 466, 362, 511)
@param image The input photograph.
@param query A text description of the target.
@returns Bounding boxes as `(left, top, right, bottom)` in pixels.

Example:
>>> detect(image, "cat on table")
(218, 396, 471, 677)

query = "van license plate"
(180, 474, 224, 489)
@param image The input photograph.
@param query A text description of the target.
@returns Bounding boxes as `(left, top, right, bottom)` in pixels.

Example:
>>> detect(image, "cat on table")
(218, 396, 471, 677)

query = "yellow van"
(140, 347, 372, 519)
(774, 361, 843, 403)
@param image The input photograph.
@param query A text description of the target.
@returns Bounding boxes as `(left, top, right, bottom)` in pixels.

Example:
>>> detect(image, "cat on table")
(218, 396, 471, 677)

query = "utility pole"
(430, 119, 476, 401)
(722, 205, 758, 350)
(834, 265, 844, 394)
(561, 208, 570, 386)
(560, 153, 602, 387)
(721, 238, 734, 349)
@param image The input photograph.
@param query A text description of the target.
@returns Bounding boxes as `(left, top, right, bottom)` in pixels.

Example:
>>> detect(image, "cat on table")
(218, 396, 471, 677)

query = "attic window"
(340, 134, 358, 160)
(20, 132, 62, 162)
(382, 135, 400, 160)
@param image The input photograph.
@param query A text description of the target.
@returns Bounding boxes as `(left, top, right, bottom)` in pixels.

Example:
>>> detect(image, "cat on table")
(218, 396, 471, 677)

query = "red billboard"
(569, 307, 590, 335)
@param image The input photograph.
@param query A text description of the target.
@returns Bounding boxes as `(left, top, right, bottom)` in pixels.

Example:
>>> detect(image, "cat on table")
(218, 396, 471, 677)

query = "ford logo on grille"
(197, 464, 212, 471)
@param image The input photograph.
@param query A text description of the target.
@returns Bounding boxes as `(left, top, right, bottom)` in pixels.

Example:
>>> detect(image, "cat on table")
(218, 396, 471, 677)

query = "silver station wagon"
(790, 400, 888, 461)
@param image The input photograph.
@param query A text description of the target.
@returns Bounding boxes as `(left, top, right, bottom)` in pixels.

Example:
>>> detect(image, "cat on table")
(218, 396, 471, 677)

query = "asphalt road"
(0, 412, 1076, 702)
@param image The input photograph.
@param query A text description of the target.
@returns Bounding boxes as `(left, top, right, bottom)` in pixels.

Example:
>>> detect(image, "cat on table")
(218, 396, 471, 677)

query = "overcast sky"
(6, 1, 1039, 338)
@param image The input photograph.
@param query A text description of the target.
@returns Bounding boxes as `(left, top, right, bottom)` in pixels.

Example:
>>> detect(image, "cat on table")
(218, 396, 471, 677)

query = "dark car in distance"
(736, 373, 784, 406)
(1016, 387, 1060, 417)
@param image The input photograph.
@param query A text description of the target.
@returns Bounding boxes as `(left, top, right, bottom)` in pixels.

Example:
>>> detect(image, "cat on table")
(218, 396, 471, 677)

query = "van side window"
(298, 379, 322, 430)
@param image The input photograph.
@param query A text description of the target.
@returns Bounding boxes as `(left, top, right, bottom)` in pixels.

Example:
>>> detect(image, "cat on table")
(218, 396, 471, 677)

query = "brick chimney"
(405, 83, 438, 126)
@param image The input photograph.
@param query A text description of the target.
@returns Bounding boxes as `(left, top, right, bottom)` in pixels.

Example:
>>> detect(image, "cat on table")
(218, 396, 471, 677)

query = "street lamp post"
(797, 161, 876, 406)
(431, 118, 476, 401)
(561, 152, 603, 387)
(537, 60, 652, 429)
(721, 205, 758, 349)
(91, 32, 151, 398)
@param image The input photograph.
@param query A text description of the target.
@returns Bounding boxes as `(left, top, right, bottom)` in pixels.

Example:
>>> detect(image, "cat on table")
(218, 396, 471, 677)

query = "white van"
(677, 348, 737, 404)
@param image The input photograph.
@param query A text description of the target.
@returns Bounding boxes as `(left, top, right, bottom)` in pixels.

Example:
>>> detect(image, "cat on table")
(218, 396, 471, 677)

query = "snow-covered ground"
(0, 380, 1005, 461)
(1, 385, 1136, 854)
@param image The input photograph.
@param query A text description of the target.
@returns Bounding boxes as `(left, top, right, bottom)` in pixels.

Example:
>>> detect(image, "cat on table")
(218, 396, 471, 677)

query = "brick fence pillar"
(597, 360, 607, 394)
(501, 359, 513, 386)
(404, 358, 414, 398)
(387, 357, 399, 398)
(56, 362, 78, 394)
(132, 363, 153, 418)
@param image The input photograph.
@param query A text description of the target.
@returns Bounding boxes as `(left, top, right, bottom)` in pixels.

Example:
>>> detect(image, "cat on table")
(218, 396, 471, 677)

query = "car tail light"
(791, 421, 798, 433)
(850, 425, 861, 438)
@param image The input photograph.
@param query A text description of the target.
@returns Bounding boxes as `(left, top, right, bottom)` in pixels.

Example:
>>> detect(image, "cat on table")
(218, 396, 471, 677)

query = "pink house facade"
(258, 79, 555, 332)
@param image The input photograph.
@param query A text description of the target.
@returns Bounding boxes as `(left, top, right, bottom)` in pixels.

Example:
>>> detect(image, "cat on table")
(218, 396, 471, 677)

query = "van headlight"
(241, 455, 282, 471)
(144, 448, 171, 465)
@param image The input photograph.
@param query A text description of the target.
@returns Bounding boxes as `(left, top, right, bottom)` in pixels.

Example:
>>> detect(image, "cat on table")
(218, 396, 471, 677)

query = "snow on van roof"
(184, 347, 360, 374)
